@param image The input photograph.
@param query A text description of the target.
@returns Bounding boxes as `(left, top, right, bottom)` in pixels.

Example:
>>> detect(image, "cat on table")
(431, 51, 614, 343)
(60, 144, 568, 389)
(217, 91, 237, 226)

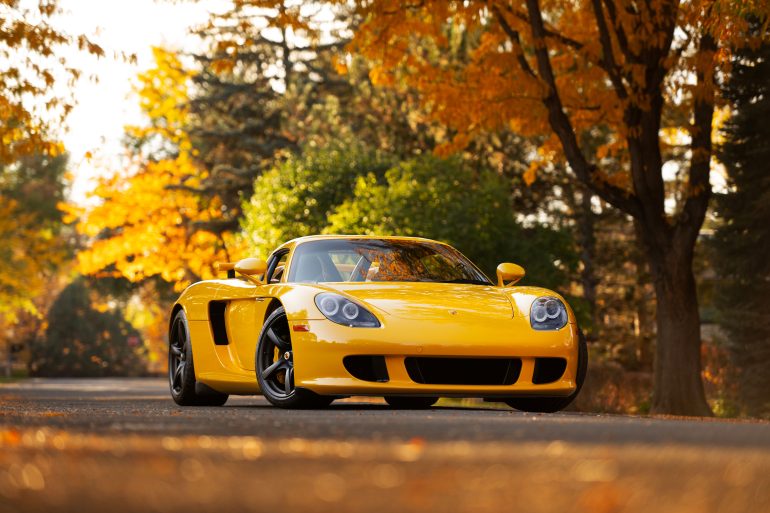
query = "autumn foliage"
(2, 0, 769, 416)
(65, 48, 245, 289)
(330, 0, 770, 415)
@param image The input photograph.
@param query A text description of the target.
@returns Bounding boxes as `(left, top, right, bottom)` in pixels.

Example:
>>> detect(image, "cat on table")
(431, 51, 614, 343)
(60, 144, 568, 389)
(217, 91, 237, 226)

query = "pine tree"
(29, 279, 147, 377)
(713, 29, 770, 417)
(185, 1, 348, 234)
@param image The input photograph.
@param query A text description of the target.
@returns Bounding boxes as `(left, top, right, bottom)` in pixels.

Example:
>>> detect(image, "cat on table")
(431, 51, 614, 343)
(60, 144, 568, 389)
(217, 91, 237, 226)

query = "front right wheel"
(255, 307, 333, 409)
(504, 328, 588, 413)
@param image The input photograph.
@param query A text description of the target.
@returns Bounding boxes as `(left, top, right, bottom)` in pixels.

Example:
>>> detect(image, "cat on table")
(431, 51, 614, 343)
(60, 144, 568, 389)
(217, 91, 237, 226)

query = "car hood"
(319, 282, 515, 321)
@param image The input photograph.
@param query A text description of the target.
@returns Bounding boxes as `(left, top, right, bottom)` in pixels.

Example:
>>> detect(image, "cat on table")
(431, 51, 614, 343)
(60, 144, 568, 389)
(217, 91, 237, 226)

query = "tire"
(255, 307, 333, 409)
(504, 327, 588, 413)
(169, 310, 229, 406)
(384, 396, 439, 409)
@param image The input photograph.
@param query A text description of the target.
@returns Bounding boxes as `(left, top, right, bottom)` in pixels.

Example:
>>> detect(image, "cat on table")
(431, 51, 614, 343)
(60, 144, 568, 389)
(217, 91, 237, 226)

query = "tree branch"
(602, 0, 634, 62)
(499, 4, 585, 53)
(522, 0, 641, 217)
(590, 0, 628, 98)
(492, 6, 537, 78)
(190, 218, 241, 235)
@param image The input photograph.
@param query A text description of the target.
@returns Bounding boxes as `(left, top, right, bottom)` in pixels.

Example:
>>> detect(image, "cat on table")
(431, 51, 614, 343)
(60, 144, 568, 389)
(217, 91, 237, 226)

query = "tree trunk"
(647, 241, 712, 416)
(5, 342, 11, 378)
(519, 0, 715, 416)
(577, 189, 599, 334)
(631, 230, 654, 369)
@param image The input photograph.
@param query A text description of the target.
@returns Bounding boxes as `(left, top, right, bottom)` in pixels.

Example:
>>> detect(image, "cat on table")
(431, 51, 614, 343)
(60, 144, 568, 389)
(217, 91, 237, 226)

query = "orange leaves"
(522, 136, 561, 187)
(523, 161, 539, 187)
(341, 0, 769, 198)
(369, 66, 395, 87)
(0, 0, 103, 166)
(211, 58, 236, 75)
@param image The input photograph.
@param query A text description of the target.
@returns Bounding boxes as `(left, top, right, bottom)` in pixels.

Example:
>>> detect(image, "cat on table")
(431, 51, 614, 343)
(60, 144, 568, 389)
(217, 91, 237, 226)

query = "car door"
(221, 249, 289, 371)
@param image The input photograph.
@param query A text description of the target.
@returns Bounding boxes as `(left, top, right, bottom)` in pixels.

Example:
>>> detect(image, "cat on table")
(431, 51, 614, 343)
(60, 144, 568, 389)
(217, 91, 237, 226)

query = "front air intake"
(404, 357, 521, 385)
(343, 355, 389, 383)
(532, 358, 567, 384)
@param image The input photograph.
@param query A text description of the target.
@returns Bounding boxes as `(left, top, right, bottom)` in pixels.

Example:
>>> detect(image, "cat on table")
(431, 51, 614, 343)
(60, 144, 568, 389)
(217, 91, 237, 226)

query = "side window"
(266, 251, 289, 284)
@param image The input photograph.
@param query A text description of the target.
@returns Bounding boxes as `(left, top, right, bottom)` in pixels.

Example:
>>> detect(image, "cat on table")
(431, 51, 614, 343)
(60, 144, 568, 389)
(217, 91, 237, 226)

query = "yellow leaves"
(133, 47, 193, 141)
(0, 197, 65, 324)
(71, 47, 246, 290)
(58, 201, 80, 225)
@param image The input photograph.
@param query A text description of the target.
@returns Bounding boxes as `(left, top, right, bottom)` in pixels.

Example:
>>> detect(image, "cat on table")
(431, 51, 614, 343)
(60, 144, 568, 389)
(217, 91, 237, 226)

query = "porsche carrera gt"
(168, 235, 587, 411)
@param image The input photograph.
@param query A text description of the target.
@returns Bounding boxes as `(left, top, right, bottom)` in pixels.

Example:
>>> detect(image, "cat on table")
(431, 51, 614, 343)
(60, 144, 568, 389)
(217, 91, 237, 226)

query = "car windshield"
(287, 239, 492, 285)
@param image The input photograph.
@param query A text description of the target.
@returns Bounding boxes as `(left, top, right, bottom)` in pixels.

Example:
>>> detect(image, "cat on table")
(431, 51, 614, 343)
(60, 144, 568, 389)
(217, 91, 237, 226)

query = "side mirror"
(216, 258, 267, 284)
(234, 258, 267, 276)
(496, 262, 525, 287)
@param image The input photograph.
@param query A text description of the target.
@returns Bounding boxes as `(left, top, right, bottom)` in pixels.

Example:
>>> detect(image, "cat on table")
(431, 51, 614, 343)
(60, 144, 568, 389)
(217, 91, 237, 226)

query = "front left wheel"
(169, 310, 229, 406)
(256, 307, 334, 409)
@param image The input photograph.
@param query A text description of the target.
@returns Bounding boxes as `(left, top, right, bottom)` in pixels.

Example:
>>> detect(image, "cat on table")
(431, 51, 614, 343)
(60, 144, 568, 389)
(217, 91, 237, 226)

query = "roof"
(275, 234, 444, 253)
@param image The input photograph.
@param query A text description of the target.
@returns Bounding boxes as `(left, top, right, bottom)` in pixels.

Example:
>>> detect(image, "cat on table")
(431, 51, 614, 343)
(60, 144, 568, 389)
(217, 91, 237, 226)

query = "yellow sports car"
(168, 235, 587, 411)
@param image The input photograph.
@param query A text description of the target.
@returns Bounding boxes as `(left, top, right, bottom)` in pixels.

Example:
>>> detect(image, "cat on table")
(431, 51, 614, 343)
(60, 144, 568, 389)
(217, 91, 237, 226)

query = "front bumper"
(290, 316, 580, 397)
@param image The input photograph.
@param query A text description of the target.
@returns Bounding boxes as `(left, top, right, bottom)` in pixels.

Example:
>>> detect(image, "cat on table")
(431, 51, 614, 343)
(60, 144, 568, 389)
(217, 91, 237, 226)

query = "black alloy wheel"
(168, 310, 228, 407)
(255, 307, 333, 409)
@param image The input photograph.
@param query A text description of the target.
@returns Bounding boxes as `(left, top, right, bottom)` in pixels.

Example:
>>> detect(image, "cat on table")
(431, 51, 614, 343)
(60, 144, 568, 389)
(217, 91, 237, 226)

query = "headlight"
(530, 297, 568, 331)
(315, 293, 380, 327)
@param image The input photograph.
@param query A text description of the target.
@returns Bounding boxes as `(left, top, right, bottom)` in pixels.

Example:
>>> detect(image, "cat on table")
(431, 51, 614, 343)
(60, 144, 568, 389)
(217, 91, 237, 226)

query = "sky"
(53, 0, 218, 202)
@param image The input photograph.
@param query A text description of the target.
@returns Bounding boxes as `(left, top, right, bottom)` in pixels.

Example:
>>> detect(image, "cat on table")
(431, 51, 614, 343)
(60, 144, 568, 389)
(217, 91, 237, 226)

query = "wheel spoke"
(170, 344, 182, 356)
(262, 359, 283, 380)
(284, 366, 294, 395)
(177, 323, 186, 345)
(266, 327, 288, 350)
(173, 363, 183, 387)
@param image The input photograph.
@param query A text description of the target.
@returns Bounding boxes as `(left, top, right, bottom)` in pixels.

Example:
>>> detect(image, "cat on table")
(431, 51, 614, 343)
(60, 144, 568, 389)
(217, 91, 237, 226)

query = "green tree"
(241, 143, 391, 257)
(242, 146, 577, 293)
(182, 0, 349, 235)
(326, 155, 575, 287)
(712, 31, 770, 417)
(0, 153, 70, 376)
(29, 279, 146, 377)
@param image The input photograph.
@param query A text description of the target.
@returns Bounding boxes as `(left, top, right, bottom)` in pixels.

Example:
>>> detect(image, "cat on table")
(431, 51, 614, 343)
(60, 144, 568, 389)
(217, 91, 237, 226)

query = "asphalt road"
(1, 378, 769, 513)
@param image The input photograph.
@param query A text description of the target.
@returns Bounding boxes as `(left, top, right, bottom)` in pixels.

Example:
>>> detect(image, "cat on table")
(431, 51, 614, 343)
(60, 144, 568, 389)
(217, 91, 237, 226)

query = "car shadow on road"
(225, 402, 516, 413)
